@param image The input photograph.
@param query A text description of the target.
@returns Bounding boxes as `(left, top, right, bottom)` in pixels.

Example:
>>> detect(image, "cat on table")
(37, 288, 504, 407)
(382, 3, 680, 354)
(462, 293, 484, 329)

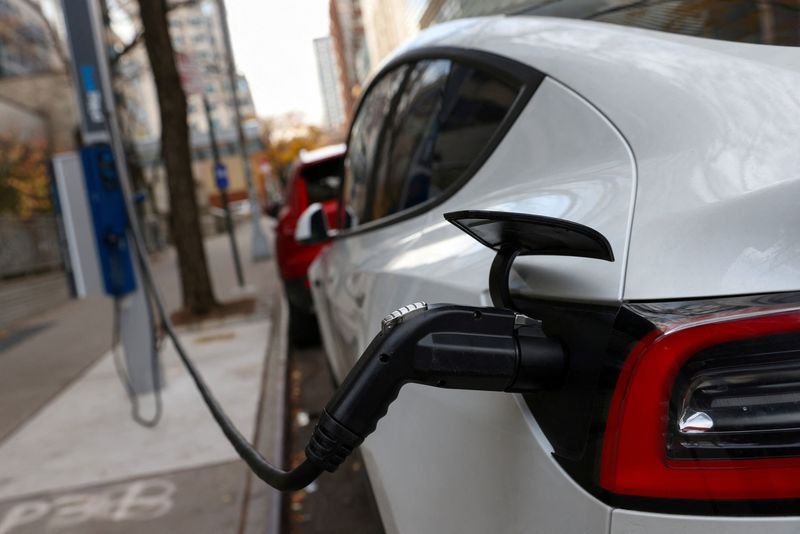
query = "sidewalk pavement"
(0, 271, 70, 334)
(0, 220, 289, 534)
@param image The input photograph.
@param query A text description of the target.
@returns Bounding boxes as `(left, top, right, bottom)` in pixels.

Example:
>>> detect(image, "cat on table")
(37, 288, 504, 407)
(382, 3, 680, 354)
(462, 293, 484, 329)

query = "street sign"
(215, 162, 229, 191)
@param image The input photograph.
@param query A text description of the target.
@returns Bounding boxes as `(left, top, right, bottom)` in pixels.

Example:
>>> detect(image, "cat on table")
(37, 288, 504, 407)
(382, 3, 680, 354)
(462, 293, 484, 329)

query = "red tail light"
(601, 310, 800, 500)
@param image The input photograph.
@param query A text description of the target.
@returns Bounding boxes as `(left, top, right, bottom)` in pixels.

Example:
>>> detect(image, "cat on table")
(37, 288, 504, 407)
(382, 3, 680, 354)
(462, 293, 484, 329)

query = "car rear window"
(301, 157, 343, 204)
(347, 59, 522, 225)
(374, 61, 520, 221)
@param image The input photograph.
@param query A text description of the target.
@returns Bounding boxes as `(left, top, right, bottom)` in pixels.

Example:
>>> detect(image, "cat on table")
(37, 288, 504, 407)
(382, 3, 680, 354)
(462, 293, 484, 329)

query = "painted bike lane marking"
(0, 477, 176, 534)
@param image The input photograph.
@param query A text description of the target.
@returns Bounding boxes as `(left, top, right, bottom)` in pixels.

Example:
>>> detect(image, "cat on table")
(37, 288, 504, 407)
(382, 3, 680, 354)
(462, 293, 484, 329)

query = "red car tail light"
(601, 310, 800, 500)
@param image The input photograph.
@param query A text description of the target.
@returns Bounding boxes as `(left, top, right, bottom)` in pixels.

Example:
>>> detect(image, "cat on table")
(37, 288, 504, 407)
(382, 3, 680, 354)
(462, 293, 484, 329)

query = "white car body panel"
(310, 16, 800, 534)
(312, 77, 631, 533)
(466, 17, 800, 300)
(611, 510, 800, 534)
(416, 77, 636, 304)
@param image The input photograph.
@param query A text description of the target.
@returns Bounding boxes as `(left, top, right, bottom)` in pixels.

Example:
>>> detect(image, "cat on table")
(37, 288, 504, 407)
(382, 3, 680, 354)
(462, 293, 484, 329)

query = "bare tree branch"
(109, 0, 201, 64)
(113, 30, 145, 63)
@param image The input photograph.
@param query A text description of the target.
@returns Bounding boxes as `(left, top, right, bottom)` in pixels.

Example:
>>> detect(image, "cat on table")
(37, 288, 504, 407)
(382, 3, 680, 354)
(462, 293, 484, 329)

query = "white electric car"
(302, 8, 800, 534)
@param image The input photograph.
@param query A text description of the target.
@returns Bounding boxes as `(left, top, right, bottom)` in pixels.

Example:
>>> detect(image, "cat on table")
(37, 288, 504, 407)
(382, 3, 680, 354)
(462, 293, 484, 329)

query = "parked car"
(301, 6, 800, 534)
(275, 144, 344, 343)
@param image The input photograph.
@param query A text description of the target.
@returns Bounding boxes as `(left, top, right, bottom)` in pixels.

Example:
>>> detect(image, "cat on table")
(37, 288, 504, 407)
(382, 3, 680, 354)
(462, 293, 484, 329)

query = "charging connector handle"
(304, 303, 564, 473)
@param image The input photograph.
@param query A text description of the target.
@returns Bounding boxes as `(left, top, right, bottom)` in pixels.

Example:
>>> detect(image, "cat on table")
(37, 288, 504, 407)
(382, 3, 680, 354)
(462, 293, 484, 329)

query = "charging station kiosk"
(54, 145, 136, 298)
(56, 0, 160, 395)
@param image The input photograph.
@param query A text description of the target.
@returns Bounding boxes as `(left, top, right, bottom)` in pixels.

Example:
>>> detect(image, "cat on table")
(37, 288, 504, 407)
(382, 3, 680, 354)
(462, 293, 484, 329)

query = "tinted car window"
(362, 60, 521, 223)
(371, 59, 451, 221)
(302, 157, 342, 204)
(306, 176, 340, 204)
(342, 66, 408, 226)
(431, 64, 519, 192)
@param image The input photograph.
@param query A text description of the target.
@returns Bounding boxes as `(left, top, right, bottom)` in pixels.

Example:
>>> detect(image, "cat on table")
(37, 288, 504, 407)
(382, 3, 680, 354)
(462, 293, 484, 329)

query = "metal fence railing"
(0, 215, 64, 278)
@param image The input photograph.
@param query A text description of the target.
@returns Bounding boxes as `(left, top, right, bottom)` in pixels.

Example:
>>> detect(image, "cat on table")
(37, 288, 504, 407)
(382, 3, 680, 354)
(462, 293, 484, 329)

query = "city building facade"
(355, 0, 541, 71)
(313, 36, 346, 131)
(0, 0, 60, 77)
(0, 1, 68, 279)
(360, 0, 416, 70)
(329, 0, 370, 121)
(111, 0, 263, 221)
(0, 0, 74, 153)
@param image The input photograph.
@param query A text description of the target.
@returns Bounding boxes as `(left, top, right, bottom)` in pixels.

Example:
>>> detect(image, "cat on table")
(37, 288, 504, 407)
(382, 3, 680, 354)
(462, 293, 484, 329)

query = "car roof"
(389, 17, 800, 299)
(298, 143, 346, 166)
(390, 16, 800, 193)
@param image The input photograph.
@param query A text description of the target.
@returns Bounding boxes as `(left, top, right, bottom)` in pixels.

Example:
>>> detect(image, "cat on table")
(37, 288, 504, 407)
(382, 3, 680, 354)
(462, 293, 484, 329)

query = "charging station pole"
(61, 0, 160, 395)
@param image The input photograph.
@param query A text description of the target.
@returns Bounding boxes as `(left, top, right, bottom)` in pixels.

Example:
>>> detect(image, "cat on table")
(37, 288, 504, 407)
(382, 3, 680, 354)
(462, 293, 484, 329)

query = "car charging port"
(303, 302, 565, 475)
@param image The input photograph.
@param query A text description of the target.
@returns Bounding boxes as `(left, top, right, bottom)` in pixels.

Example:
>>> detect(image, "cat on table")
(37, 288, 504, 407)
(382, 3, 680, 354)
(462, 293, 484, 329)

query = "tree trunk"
(137, 0, 217, 315)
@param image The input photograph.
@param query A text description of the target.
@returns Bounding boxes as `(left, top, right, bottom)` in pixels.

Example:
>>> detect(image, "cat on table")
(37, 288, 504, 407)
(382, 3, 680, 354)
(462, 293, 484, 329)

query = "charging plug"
(303, 302, 565, 473)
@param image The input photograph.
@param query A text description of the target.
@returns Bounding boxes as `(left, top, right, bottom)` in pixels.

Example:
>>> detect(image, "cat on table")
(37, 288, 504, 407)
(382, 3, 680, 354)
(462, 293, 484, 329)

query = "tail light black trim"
(516, 291, 800, 515)
(601, 310, 800, 501)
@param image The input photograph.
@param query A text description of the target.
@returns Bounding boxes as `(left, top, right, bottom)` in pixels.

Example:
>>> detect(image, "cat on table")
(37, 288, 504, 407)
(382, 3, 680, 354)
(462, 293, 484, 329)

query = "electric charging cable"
(116, 185, 568, 490)
(135, 242, 323, 489)
(99, 89, 324, 489)
(107, 120, 568, 490)
(130, 212, 567, 490)
(116, 184, 324, 490)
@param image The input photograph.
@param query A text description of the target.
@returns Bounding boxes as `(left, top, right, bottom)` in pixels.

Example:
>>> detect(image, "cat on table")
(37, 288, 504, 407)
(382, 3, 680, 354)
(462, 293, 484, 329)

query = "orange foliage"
(0, 136, 52, 218)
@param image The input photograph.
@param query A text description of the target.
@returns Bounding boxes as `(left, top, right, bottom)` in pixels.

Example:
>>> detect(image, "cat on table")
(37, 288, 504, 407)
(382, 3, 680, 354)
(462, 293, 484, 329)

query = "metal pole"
(204, 94, 245, 287)
(215, 0, 271, 261)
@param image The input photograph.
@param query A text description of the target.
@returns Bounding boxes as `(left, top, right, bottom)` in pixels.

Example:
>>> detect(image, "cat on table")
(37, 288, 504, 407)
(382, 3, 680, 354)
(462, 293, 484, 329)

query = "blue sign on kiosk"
(215, 162, 229, 191)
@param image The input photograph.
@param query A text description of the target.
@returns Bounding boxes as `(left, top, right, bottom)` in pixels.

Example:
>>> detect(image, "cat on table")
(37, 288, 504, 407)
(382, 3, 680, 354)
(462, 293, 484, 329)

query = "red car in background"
(275, 144, 344, 343)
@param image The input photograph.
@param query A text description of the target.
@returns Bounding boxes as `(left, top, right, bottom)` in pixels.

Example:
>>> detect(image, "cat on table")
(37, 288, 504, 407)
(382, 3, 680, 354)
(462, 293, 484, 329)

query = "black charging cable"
(109, 134, 566, 490)
(124, 197, 567, 490)
(104, 103, 323, 489)
(125, 219, 323, 490)
(119, 192, 566, 491)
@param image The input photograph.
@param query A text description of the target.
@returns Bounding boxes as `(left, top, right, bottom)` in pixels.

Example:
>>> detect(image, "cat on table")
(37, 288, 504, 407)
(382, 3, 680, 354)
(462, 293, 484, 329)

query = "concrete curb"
(239, 292, 289, 534)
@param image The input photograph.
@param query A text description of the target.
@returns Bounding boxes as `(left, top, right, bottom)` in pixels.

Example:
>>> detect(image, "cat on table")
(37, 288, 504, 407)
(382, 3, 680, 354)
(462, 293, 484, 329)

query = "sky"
(225, 0, 330, 125)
